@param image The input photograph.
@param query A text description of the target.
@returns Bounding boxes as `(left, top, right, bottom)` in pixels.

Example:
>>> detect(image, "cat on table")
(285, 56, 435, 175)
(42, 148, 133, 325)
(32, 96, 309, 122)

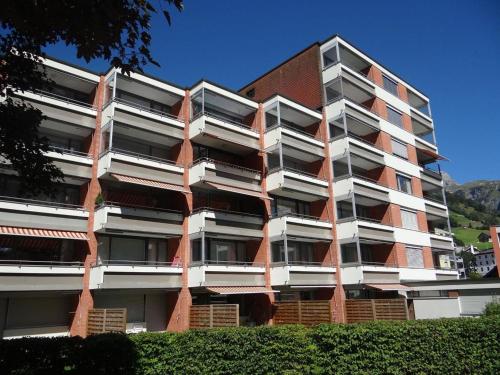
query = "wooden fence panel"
(189, 304, 239, 329)
(273, 300, 332, 326)
(345, 299, 408, 323)
(87, 308, 127, 335)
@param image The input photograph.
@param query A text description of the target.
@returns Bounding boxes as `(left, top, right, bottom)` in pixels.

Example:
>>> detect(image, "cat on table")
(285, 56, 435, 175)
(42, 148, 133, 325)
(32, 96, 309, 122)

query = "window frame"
(396, 173, 413, 194)
(386, 105, 403, 128)
(382, 74, 399, 97)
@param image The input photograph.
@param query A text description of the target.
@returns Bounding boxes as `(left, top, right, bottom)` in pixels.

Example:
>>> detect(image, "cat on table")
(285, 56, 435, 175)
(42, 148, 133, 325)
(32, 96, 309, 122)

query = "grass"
(452, 227, 492, 250)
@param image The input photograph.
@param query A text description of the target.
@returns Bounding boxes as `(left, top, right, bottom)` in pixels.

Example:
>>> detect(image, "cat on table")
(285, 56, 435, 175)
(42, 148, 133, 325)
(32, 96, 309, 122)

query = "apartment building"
(0, 34, 457, 338)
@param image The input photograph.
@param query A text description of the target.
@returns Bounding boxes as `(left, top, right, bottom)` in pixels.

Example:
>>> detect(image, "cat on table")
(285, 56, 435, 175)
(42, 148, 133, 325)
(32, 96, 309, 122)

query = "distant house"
(477, 232, 491, 243)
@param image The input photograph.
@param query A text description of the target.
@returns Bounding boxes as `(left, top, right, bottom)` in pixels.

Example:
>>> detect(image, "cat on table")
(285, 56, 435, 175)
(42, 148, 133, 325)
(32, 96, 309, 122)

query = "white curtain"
(401, 209, 419, 230)
(391, 139, 408, 159)
(406, 246, 424, 268)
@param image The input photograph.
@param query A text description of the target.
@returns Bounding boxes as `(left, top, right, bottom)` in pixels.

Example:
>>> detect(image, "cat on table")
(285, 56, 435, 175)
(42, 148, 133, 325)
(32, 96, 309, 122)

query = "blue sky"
(45, 0, 500, 183)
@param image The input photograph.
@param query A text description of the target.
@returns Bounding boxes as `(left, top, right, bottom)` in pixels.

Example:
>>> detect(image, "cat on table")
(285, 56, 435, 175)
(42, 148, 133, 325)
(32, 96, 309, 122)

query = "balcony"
(270, 239, 336, 287)
(330, 134, 385, 166)
(0, 260, 84, 292)
(266, 166, 329, 202)
(322, 42, 372, 82)
(189, 158, 264, 199)
(0, 196, 88, 232)
(268, 214, 333, 242)
(103, 69, 184, 131)
(407, 88, 432, 118)
(334, 174, 390, 205)
(13, 63, 99, 124)
(190, 82, 260, 154)
(336, 217, 395, 244)
(188, 261, 266, 288)
(263, 95, 324, 161)
(97, 148, 184, 191)
(340, 241, 400, 284)
(270, 262, 336, 287)
(93, 202, 183, 238)
(329, 102, 381, 141)
(90, 260, 183, 290)
(188, 208, 264, 239)
(323, 66, 376, 114)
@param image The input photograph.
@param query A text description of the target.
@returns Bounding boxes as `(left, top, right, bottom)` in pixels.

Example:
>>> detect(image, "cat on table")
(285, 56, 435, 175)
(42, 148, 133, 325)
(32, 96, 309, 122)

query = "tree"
(0, 0, 183, 195)
(458, 249, 477, 278)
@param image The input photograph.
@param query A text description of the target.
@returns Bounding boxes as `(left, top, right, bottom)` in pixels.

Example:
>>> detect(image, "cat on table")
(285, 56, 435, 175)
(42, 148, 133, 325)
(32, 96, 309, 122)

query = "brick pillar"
(369, 66, 384, 87)
(257, 103, 275, 323)
(412, 176, 424, 198)
(402, 113, 413, 133)
(422, 246, 434, 269)
(397, 83, 409, 103)
(166, 90, 192, 332)
(407, 144, 418, 165)
(377, 131, 392, 154)
(320, 109, 345, 323)
(394, 243, 408, 267)
(417, 211, 429, 233)
(489, 227, 500, 268)
(70, 76, 106, 337)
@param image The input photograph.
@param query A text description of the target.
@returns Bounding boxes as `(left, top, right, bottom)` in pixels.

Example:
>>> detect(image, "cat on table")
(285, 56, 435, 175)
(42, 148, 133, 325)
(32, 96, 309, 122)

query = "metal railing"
(266, 123, 323, 142)
(47, 145, 92, 158)
(345, 132, 384, 152)
(190, 157, 261, 175)
(271, 212, 330, 224)
(31, 89, 97, 110)
(192, 207, 263, 219)
(0, 259, 84, 267)
(95, 259, 181, 267)
(356, 216, 385, 225)
(113, 97, 182, 121)
(96, 201, 183, 216)
(0, 195, 85, 210)
(191, 110, 258, 133)
(190, 260, 265, 267)
(341, 260, 398, 268)
(271, 261, 334, 267)
(421, 164, 442, 177)
(99, 147, 179, 166)
(268, 166, 327, 181)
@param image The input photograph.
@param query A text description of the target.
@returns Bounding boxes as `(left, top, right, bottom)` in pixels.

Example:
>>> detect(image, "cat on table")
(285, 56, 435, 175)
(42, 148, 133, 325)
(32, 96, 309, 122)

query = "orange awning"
(366, 283, 409, 291)
(416, 147, 448, 161)
(111, 173, 188, 193)
(203, 181, 271, 200)
(0, 226, 88, 240)
(206, 286, 278, 295)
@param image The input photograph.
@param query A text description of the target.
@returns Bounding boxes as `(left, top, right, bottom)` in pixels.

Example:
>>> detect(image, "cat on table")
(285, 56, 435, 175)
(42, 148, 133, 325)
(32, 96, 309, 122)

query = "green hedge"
(1, 318, 499, 375)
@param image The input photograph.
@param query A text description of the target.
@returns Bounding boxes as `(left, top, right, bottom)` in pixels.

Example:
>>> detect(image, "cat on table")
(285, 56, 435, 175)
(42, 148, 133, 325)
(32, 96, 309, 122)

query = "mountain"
(446, 179, 500, 214)
(442, 175, 500, 250)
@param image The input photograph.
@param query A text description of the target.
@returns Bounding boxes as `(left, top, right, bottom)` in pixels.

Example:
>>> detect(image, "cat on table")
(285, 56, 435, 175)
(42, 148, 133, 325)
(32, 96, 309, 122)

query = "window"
(396, 173, 413, 194)
(322, 46, 338, 68)
(391, 138, 408, 159)
(341, 243, 359, 264)
(401, 209, 419, 230)
(272, 197, 310, 217)
(406, 246, 424, 268)
(382, 75, 399, 97)
(386, 106, 403, 128)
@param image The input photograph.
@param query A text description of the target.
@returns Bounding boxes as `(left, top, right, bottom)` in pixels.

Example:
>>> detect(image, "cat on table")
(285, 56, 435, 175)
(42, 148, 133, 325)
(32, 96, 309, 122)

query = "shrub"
(483, 301, 500, 316)
(0, 318, 498, 375)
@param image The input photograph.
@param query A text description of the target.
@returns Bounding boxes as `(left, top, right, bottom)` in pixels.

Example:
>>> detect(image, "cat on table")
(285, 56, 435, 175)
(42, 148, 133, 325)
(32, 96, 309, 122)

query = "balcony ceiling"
(46, 67, 97, 93)
(339, 45, 371, 72)
(202, 90, 255, 117)
(117, 76, 182, 106)
(40, 118, 93, 137)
